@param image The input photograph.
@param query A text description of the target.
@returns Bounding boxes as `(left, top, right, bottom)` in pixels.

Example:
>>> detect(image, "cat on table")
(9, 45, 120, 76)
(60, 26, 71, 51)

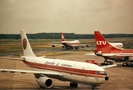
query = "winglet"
(20, 30, 36, 57)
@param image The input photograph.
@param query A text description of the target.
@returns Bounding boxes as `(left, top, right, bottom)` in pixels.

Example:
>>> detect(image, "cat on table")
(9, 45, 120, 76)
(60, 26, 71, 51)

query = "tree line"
(0, 33, 133, 39)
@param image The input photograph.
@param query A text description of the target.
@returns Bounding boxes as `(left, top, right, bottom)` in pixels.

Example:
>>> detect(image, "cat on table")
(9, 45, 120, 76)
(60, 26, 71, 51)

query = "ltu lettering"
(96, 41, 106, 45)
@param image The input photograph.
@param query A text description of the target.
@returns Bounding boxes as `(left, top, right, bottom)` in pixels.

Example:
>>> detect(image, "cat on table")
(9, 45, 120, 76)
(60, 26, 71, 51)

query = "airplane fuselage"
(61, 40, 80, 47)
(22, 56, 108, 86)
(94, 49, 133, 62)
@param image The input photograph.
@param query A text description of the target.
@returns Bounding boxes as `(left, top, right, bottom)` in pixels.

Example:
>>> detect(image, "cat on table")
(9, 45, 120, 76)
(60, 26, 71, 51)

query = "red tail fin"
(60, 32, 65, 41)
(94, 31, 118, 51)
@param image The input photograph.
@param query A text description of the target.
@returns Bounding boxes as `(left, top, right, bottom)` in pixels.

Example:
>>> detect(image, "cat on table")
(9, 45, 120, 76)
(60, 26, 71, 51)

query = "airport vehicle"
(94, 31, 133, 65)
(0, 30, 113, 90)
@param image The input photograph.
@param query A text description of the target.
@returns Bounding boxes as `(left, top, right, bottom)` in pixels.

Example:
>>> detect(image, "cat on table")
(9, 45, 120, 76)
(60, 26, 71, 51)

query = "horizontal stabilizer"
(85, 53, 96, 55)
(101, 64, 117, 69)
(0, 57, 24, 60)
(38, 56, 46, 58)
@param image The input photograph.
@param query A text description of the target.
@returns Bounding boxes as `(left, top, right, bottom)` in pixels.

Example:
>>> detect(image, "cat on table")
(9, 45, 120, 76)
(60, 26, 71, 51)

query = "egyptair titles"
(45, 61, 72, 67)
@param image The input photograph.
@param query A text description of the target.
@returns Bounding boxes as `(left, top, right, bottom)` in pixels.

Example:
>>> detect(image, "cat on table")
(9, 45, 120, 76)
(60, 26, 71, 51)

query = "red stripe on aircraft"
(62, 42, 80, 46)
(23, 61, 106, 78)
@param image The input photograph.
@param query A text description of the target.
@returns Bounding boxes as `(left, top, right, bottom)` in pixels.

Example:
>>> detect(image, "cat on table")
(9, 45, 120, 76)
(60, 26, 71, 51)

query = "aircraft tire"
(75, 47, 78, 49)
(108, 61, 113, 65)
(70, 82, 78, 88)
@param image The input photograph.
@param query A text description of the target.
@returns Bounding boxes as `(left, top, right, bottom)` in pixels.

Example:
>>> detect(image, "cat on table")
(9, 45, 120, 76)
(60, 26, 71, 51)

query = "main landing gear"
(91, 85, 97, 90)
(69, 82, 78, 88)
(65, 46, 79, 50)
(100, 57, 113, 65)
(69, 82, 97, 90)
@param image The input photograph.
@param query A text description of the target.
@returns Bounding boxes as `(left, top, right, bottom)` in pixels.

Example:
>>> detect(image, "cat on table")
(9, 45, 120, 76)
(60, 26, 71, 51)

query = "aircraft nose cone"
(105, 76, 109, 81)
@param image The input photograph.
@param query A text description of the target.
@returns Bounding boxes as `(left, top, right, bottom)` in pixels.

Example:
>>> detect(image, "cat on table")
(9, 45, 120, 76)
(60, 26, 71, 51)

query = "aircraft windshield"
(95, 71, 107, 75)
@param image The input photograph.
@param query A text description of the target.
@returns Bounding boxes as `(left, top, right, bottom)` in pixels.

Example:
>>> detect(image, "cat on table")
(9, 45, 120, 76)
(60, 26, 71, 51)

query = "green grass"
(0, 37, 133, 53)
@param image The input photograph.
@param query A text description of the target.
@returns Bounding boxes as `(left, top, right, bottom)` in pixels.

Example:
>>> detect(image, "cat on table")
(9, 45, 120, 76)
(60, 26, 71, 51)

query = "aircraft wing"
(101, 64, 117, 69)
(0, 69, 62, 76)
(85, 53, 95, 55)
(0, 57, 23, 60)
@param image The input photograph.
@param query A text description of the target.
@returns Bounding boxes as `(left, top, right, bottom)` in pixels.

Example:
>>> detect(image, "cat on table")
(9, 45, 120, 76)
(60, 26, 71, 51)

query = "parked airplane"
(52, 32, 90, 49)
(0, 30, 111, 90)
(94, 31, 133, 65)
(60, 32, 80, 49)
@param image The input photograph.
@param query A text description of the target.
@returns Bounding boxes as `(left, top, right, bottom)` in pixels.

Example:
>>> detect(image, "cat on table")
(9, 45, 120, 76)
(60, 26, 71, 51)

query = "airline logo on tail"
(23, 38, 27, 50)
(20, 30, 36, 57)
(94, 31, 109, 49)
(96, 41, 107, 45)
(94, 31, 121, 52)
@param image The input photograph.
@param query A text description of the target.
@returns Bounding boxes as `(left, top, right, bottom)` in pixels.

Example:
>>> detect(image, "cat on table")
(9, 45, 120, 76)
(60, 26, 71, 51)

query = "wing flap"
(0, 69, 62, 76)
(0, 57, 24, 60)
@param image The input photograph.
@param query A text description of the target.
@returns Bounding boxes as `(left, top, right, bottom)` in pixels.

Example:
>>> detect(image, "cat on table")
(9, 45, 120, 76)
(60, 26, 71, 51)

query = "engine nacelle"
(87, 44, 90, 47)
(62, 45, 65, 48)
(36, 77, 52, 88)
(95, 51, 102, 55)
(80, 45, 84, 48)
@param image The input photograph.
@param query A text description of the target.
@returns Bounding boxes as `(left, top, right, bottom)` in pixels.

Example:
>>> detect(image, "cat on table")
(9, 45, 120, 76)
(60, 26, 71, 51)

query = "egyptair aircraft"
(94, 31, 133, 65)
(0, 30, 113, 90)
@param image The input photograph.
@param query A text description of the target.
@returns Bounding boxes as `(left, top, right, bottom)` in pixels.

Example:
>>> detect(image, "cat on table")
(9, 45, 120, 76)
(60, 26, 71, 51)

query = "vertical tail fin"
(94, 31, 117, 51)
(60, 32, 65, 41)
(20, 30, 36, 57)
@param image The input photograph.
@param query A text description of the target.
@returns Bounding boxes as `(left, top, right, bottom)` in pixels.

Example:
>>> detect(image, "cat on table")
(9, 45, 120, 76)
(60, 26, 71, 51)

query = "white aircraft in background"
(0, 30, 116, 90)
(60, 32, 80, 49)
(52, 32, 90, 49)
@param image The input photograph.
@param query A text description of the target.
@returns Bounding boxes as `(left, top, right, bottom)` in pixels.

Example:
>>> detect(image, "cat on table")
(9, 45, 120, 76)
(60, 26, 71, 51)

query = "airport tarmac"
(0, 52, 133, 90)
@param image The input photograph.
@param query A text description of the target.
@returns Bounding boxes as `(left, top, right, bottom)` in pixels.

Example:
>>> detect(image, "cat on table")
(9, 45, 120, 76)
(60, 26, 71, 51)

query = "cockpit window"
(95, 71, 107, 75)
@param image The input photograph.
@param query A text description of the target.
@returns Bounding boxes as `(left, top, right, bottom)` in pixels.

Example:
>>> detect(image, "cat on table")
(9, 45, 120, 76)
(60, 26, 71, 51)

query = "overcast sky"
(0, 0, 133, 34)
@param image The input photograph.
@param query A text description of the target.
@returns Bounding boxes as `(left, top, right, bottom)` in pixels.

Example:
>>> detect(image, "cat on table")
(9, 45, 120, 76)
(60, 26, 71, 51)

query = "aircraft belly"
(62, 43, 79, 47)
(61, 73, 105, 85)
(30, 67, 106, 85)
(81, 75, 106, 85)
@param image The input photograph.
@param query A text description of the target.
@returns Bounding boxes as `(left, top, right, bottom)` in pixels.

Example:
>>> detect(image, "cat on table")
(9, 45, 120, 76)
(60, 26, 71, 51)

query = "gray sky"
(0, 0, 133, 34)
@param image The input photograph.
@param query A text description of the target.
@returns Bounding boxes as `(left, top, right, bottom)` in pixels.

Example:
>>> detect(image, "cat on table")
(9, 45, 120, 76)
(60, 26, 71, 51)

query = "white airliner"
(52, 32, 90, 49)
(60, 32, 80, 49)
(0, 30, 112, 90)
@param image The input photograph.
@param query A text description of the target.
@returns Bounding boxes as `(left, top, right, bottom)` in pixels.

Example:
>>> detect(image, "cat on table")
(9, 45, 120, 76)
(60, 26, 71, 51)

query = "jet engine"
(36, 77, 52, 88)
(96, 51, 102, 55)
